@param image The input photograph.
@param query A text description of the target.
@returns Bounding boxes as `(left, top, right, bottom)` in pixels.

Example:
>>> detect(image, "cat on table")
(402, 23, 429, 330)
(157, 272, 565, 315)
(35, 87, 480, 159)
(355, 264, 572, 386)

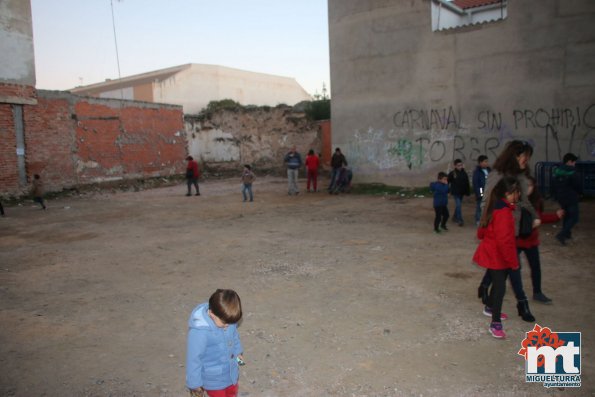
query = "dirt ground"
(1, 176, 593, 397)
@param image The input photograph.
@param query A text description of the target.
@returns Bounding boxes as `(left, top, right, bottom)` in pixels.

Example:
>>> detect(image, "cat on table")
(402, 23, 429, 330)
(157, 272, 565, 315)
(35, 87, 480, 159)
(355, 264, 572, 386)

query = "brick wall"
(1, 90, 186, 196)
(0, 82, 37, 105)
(0, 103, 19, 191)
(24, 94, 78, 192)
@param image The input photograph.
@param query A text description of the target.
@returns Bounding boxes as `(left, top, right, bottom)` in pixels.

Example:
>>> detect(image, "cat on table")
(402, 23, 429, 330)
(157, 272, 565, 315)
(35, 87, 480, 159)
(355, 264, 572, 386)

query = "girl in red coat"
(517, 176, 564, 304)
(473, 176, 521, 339)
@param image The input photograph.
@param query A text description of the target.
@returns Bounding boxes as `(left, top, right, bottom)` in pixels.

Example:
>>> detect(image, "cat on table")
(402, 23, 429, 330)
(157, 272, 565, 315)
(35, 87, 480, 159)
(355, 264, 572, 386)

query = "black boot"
(478, 284, 489, 305)
(517, 300, 536, 322)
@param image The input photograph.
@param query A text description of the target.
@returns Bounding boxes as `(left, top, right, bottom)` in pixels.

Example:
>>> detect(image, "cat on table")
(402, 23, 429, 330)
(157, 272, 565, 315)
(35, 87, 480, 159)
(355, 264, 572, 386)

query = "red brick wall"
(24, 95, 78, 191)
(0, 82, 37, 104)
(0, 104, 19, 192)
(73, 99, 186, 183)
(1, 90, 186, 196)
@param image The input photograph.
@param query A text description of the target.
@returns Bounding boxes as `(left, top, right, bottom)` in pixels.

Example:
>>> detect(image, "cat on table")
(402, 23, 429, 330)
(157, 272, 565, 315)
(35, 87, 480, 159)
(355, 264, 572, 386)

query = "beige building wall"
(134, 83, 153, 102)
(329, 0, 595, 186)
(154, 64, 312, 114)
(71, 64, 312, 115)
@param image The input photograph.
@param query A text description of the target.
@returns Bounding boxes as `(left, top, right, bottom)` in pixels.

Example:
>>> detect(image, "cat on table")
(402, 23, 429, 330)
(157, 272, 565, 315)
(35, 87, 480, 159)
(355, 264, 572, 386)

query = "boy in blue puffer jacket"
(430, 172, 450, 233)
(186, 289, 244, 397)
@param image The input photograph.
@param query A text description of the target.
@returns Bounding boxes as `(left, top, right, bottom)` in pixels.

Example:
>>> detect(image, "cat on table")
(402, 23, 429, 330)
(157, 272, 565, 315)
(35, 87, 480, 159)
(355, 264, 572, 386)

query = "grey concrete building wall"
(0, 0, 35, 85)
(329, 0, 595, 186)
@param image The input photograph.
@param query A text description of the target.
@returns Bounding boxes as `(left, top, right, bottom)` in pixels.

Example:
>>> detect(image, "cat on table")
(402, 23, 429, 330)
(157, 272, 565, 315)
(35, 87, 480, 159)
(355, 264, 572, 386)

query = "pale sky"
(30, 0, 330, 97)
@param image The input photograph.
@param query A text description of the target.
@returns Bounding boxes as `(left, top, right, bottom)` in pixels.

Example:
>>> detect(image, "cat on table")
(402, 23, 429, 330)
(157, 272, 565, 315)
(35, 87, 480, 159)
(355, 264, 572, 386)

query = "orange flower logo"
(518, 324, 566, 367)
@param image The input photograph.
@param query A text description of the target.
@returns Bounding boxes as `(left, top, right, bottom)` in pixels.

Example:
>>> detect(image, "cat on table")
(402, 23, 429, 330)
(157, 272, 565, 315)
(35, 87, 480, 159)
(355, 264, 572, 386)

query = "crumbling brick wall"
(24, 93, 79, 191)
(1, 90, 186, 196)
(69, 95, 185, 184)
(0, 103, 19, 191)
(184, 105, 322, 173)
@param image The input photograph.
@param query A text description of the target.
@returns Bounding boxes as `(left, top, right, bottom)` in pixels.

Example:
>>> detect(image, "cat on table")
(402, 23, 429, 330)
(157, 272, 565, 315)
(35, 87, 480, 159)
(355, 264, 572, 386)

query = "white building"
(432, 0, 508, 31)
(69, 63, 312, 114)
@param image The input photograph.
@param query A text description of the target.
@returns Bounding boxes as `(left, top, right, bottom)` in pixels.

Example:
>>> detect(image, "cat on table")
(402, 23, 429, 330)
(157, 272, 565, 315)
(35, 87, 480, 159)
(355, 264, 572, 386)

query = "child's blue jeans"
(242, 184, 253, 201)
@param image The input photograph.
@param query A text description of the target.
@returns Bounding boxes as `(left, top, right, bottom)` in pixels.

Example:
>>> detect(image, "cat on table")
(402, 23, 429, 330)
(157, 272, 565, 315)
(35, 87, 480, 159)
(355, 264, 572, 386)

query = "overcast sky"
(30, 0, 330, 97)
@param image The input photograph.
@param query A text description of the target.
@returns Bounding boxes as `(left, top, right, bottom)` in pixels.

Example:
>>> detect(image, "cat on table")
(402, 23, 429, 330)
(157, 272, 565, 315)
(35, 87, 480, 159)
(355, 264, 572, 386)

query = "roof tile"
(451, 0, 505, 10)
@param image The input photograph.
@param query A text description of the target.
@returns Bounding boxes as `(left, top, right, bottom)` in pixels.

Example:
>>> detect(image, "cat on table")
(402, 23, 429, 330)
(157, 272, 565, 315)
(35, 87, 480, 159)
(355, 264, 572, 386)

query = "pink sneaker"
(489, 322, 506, 338)
(483, 306, 508, 321)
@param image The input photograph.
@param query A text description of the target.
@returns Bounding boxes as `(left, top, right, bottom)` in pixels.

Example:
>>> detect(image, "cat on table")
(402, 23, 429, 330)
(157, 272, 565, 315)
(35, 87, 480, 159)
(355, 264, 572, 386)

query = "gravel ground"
(0, 176, 593, 396)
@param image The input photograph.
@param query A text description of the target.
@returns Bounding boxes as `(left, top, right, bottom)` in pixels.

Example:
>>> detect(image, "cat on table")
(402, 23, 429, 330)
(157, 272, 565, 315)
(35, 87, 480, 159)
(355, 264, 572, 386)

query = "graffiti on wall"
(512, 105, 595, 161)
(349, 105, 595, 172)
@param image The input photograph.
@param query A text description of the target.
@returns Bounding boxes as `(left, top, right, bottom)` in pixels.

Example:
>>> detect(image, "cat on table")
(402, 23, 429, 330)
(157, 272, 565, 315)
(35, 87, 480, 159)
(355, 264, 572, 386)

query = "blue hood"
(188, 303, 213, 330)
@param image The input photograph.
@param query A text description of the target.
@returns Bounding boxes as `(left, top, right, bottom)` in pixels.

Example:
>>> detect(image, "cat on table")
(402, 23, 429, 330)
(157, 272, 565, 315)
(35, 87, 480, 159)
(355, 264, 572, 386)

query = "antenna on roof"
(110, 0, 124, 99)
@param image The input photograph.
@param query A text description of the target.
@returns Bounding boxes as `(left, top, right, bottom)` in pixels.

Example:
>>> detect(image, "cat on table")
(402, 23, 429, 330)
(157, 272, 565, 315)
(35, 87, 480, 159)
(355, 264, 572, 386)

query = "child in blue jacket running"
(186, 289, 244, 397)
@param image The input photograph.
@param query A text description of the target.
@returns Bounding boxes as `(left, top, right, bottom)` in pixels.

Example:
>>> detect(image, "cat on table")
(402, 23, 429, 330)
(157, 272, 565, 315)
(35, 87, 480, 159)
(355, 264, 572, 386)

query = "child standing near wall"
(241, 164, 255, 202)
(186, 156, 201, 196)
(430, 172, 449, 233)
(518, 176, 564, 304)
(31, 174, 46, 210)
(473, 176, 521, 339)
(305, 149, 320, 192)
(447, 159, 470, 226)
(553, 152, 582, 245)
(472, 155, 491, 226)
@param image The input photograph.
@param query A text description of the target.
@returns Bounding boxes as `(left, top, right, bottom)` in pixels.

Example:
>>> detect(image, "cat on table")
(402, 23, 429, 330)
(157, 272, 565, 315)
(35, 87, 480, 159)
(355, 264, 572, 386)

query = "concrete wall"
(99, 87, 133, 100)
(184, 106, 321, 173)
(0, 0, 35, 87)
(329, 0, 595, 186)
(1, 91, 186, 196)
(156, 65, 312, 114)
(0, 0, 36, 106)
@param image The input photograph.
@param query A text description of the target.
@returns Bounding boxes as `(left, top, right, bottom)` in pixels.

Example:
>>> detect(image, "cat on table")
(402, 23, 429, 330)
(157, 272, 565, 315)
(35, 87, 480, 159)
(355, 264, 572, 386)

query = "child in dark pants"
(186, 156, 201, 196)
(553, 152, 581, 245)
(31, 174, 46, 210)
(473, 176, 521, 339)
(517, 176, 564, 304)
(430, 172, 449, 233)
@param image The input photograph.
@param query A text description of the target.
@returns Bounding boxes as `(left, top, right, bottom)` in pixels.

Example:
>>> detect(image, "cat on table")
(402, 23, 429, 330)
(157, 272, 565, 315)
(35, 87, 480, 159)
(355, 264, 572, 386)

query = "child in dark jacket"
(447, 159, 470, 226)
(472, 155, 491, 225)
(473, 176, 520, 339)
(553, 153, 581, 245)
(518, 176, 564, 304)
(31, 174, 46, 210)
(430, 172, 449, 233)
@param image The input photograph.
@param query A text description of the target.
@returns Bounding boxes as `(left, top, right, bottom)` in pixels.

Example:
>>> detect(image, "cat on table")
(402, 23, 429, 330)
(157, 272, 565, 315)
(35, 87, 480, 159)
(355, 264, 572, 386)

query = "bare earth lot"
(1, 176, 593, 397)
